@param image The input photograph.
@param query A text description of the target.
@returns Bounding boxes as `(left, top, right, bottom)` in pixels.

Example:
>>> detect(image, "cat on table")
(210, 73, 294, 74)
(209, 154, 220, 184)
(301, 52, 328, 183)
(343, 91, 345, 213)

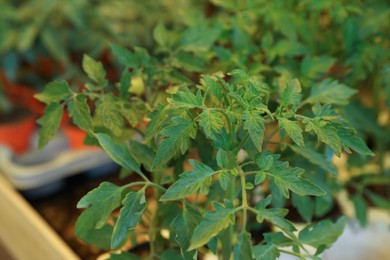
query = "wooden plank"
(0, 174, 79, 260)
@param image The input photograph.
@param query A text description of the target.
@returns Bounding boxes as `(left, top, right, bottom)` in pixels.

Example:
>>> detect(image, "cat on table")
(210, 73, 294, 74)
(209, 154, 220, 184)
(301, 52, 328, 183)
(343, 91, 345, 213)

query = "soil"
(24, 169, 141, 260)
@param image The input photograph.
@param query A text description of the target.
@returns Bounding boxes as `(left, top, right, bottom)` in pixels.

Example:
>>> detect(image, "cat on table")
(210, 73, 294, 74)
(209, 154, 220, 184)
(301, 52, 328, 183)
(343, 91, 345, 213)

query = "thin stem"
(123, 181, 147, 189)
(239, 161, 256, 168)
(239, 169, 248, 232)
(148, 182, 167, 191)
(278, 249, 313, 258)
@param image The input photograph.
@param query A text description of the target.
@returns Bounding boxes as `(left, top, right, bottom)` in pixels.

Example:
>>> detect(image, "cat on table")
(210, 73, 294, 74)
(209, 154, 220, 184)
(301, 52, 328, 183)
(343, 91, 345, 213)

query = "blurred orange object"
(0, 115, 36, 154)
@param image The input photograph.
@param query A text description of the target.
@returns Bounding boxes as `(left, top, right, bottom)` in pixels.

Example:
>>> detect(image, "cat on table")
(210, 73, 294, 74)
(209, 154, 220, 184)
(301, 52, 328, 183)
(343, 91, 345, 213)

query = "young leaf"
(75, 182, 124, 237)
(252, 244, 279, 260)
(242, 110, 265, 152)
(82, 54, 107, 86)
(298, 216, 347, 249)
(278, 117, 304, 148)
(199, 109, 225, 140)
(171, 203, 202, 259)
(280, 79, 302, 109)
(96, 95, 124, 137)
(153, 116, 197, 168)
(218, 171, 230, 190)
(67, 94, 93, 132)
(37, 103, 63, 149)
(305, 120, 342, 156)
(255, 196, 296, 234)
(169, 88, 203, 108)
(160, 160, 215, 201)
(268, 167, 326, 198)
(94, 133, 141, 174)
(188, 202, 235, 250)
(34, 80, 72, 104)
(112, 191, 146, 249)
(305, 79, 357, 105)
(289, 145, 337, 175)
(234, 231, 254, 260)
(201, 75, 223, 100)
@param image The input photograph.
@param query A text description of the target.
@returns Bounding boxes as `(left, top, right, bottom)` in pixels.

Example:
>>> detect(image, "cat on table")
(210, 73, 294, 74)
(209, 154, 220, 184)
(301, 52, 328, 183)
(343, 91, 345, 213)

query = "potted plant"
(36, 46, 373, 259)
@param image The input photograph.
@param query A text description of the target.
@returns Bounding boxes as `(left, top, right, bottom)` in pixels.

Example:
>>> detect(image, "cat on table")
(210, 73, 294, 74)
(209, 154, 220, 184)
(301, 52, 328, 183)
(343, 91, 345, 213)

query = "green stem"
(223, 174, 236, 260)
(278, 249, 313, 259)
(239, 169, 248, 232)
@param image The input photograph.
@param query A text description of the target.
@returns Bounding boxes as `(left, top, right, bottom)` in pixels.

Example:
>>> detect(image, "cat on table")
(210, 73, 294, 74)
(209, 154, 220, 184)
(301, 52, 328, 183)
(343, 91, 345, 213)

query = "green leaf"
(300, 55, 336, 79)
(109, 252, 140, 260)
(153, 117, 197, 168)
(292, 194, 315, 222)
(172, 51, 205, 72)
(218, 171, 230, 191)
(264, 232, 294, 247)
(298, 216, 347, 248)
(75, 182, 124, 238)
(242, 110, 265, 152)
(34, 80, 72, 104)
(280, 79, 302, 109)
(94, 133, 141, 174)
(201, 75, 223, 100)
(252, 244, 279, 260)
(305, 79, 357, 105)
(129, 140, 155, 171)
(171, 203, 202, 259)
(82, 54, 107, 86)
(111, 44, 138, 68)
(81, 224, 113, 250)
(144, 104, 168, 143)
(189, 202, 235, 250)
(180, 24, 220, 52)
(37, 103, 63, 149)
(234, 231, 254, 260)
(289, 145, 337, 175)
(160, 160, 215, 201)
(255, 196, 296, 234)
(199, 109, 225, 140)
(96, 95, 123, 137)
(305, 120, 342, 156)
(352, 194, 368, 226)
(67, 94, 93, 132)
(112, 191, 146, 249)
(169, 88, 203, 108)
(269, 167, 326, 198)
(278, 117, 304, 148)
(216, 149, 235, 169)
(336, 126, 374, 156)
(153, 22, 171, 48)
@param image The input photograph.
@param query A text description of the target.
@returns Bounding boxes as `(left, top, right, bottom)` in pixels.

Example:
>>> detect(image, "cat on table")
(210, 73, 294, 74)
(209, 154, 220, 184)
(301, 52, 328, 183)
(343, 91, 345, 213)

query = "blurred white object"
(278, 208, 390, 260)
(0, 131, 113, 190)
